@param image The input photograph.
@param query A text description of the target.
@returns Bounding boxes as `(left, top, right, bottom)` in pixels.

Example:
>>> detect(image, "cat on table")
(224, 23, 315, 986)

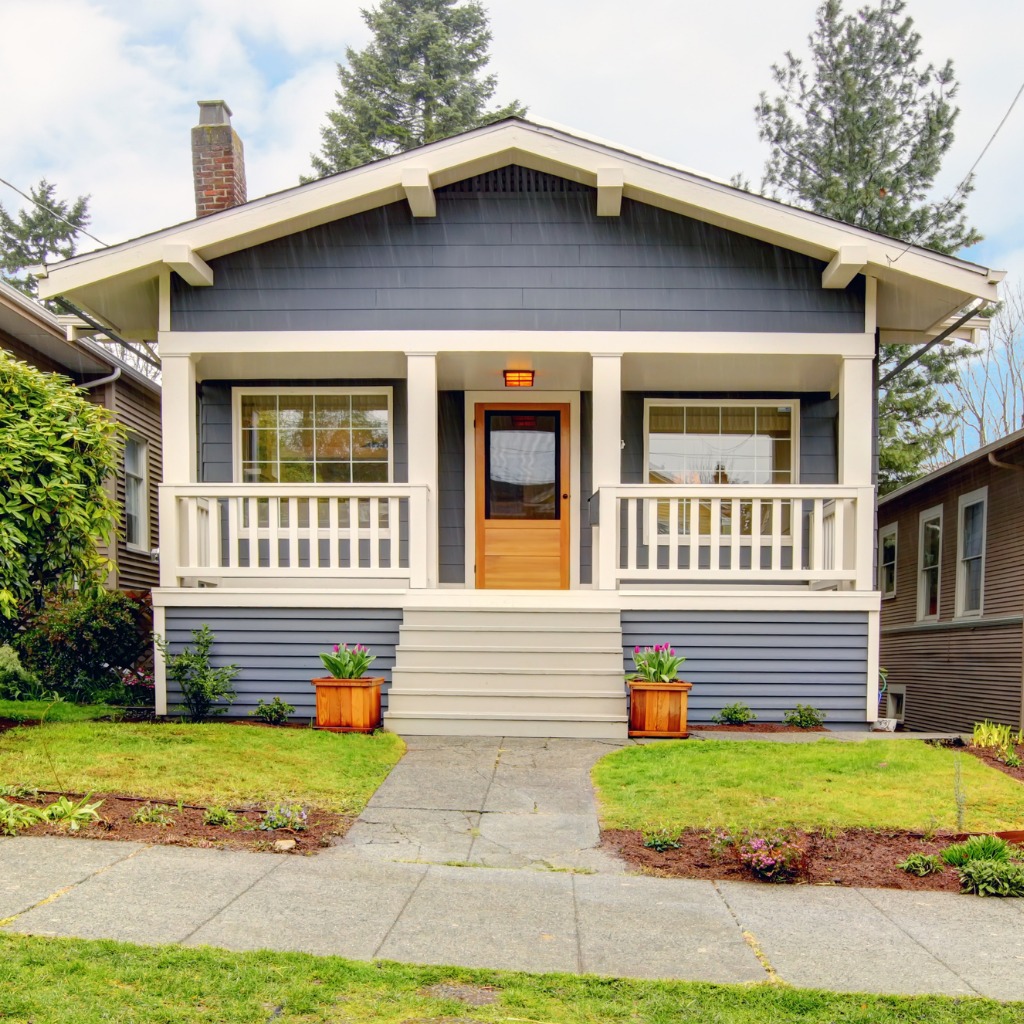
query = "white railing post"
(597, 488, 618, 590)
(854, 485, 875, 590)
(409, 486, 428, 588)
(159, 486, 180, 586)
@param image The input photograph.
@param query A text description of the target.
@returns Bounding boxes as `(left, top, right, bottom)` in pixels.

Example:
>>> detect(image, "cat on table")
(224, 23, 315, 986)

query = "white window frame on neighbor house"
(955, 486, 987, 619)
(642, 399, 802, 487)
(231, 386, 394, 484)
(916, 504, 943, 622)
(878, 522, 897, 599)
(124, 436, 149, 552)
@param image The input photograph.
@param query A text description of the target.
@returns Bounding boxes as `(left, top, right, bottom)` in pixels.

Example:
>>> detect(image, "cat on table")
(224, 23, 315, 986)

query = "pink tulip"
(333, 644, 339, 653)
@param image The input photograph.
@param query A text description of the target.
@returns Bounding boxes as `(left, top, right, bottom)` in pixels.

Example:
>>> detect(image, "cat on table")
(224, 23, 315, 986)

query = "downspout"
(80, 367, 121, 390)
(988, 452, 1024, 473)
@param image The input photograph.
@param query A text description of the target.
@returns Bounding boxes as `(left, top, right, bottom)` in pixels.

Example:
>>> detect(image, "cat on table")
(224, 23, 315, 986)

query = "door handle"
(562, 493, 570, 499)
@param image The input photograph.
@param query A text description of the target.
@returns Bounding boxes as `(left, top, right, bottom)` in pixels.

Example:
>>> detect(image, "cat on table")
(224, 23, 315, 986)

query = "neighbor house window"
(917, 505, 942, 620)
(645, 401, 797, 486)
(878, 523, 897, 599)
(956, 487, 987, 617)
(234, 388, 392, 483)
(124, 437, 148, 550)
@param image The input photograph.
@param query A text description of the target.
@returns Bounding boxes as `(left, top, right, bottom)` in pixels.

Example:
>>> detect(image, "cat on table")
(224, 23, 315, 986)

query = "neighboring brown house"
(0, 280, 162, 591)
(877, 429, 1024, 732)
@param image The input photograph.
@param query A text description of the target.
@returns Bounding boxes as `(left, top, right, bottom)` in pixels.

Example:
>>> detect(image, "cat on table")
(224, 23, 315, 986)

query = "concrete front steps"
(383, 606, 628, 738)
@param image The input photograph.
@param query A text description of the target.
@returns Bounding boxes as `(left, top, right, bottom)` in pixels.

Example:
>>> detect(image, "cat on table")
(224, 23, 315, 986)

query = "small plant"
(44, 795, 103, 832)
(157, 624, 239, 722)
(250, 696, 295, 725)
(0, 798, 45, 836)
(0, 645, 41, 700)
(972, 720, 1014, 751)
(131, 803, 175, 826)
(259, 804, 308, 832)
(708, 829, 736, 860)
(897, 853, 944, 877)
(319, 643, 375, 680)
(953, 753, 967, 832)
(641, 826, 681, 852)
(957, 859, 1024, 897)
(202, 806, 238, 828)
(783, 704, 826, 729)
(711, 702, 756, 725)
(630, 644, 686, 683)
(1004, 750, 1023, 769)
(737, 831, 806, 883)
(0, 783, 39, 800)
(941, 834, 1013, 868)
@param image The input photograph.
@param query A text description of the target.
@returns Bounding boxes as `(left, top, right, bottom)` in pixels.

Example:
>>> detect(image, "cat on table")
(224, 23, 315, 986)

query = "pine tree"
(0, 179, 90, 298)
(309, 0, 525, 178)
(754, 0, 981, 491)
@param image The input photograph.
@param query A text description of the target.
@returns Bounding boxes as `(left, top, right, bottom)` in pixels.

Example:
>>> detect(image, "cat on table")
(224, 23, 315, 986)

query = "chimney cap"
(197, 100, 233, 126)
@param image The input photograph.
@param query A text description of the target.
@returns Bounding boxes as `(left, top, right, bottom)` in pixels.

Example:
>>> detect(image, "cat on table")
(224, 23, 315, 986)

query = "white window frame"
(231, 386, 394, 484)
(955, 486, 987, 619)
(877, 522, 897, 599)
(916, 504, 943, 622)
(642, 398, 802, 487)
(124, 436, 149, 553)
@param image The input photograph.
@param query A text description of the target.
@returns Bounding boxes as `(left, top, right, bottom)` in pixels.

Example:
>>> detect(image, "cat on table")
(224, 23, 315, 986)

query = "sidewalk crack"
(570, 873, 584, 974)
(465, 740, 504, 863)
(712, 881, 786, 986)
(371, 864, 430, 959)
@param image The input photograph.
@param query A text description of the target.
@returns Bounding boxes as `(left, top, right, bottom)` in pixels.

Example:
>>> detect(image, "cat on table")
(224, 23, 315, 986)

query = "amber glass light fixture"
(503, 369, 535, 387)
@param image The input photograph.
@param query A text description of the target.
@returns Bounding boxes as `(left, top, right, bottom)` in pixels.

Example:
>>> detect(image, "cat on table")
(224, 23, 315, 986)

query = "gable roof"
(879, 426, 1024, 507)
(37, 117, 1002, 341)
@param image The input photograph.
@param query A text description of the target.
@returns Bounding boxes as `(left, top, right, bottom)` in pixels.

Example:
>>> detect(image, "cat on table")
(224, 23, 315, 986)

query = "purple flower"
(333, 644, 339, 653)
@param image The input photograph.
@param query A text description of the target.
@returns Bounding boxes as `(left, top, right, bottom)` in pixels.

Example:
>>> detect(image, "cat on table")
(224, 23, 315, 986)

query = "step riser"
(402, 609, 621, 629)
(398, 627, 622, 648)
(390, 669, 626, 691)
(383, 715, 629, 739)
(388, 693, 626, 716)
(395, 648, 622, 670)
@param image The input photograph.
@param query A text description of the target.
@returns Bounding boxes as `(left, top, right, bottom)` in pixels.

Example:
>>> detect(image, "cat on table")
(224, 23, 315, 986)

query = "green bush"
(957, 859, 1024, 897)
(711, 702, 756, 725)
(0, 645, 42, 700)
(783, 704, 827, 729)
(941, 834, 1014, 868)
(16, 591, 149, 702)
(157, 624, 238, 722)
(897, 853, 944, 876)
(250, 696, 295, 725)
(641, 826, 681, 852)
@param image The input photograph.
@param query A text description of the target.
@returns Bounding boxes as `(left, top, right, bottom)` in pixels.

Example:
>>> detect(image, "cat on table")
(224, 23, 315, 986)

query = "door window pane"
(486, 411, 559, 520)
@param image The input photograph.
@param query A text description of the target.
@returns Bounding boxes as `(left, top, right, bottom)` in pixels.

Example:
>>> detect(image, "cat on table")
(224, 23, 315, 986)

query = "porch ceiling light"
(503, 369, 534, 388)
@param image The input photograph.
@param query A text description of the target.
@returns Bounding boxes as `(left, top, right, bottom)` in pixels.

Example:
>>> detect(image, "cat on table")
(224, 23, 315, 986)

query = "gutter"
(988, 452, 1024, 473)
(81, 367, 121, 390)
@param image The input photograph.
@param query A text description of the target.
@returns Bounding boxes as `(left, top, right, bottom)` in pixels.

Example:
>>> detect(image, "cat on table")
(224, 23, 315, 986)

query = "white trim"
(162, 244, 213, 287)
(867, 608, 880, 721)
(864, 275, 878, 335)
(955, 486, 988, 619)
(463, 390, 581, 590)
(230, 386, 394, 484)
(642, 398, 801, 486)
(877, 522, 897, 600)
(124, 435, 150, 553)
(916, 504, 943, 622)
(822, 245, 868, 290)
(152, 604, 167, 716)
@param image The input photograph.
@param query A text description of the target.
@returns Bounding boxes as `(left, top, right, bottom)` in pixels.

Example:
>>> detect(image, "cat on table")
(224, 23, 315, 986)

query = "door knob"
(562, 493, 569, 499)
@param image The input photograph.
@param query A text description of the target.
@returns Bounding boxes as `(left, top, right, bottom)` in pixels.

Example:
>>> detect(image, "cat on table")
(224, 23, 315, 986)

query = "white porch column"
(838, 355, 875, 590)
(592, 353, 622, 590)
(159, 354, 197, 587)
(406, 352, 438, 588)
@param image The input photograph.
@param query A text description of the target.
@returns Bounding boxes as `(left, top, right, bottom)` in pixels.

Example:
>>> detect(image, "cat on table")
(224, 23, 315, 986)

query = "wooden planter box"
(627, 680, 693, 738)
(311, 676, 384, 733)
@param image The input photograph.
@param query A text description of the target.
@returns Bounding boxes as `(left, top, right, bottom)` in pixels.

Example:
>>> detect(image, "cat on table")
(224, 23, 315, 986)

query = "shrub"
(0, 645, 41, 700)
(783, 704, 827, 729)
(16, 591, 149, 702)
(157, 624, 238, 723)
(711, 702, 756, 725)
(737, 831, 806, 883)
(202, 806, 237, 828)
(250, 696, 295, 725)
(957, 859, 1024, 897)
(259, 804, 308, 832)
(941, 834, 1014, 868)
(897, 853, 944, 876)
(641, 826, 681, 852)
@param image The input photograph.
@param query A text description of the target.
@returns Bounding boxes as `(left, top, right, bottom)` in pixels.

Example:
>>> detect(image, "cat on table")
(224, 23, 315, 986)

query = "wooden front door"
(475, 403, 570, 589)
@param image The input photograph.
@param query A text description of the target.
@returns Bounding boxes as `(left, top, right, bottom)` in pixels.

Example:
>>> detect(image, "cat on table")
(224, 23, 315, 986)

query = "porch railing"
(593, 485, 874, 590)
(160, 484, 429, 587)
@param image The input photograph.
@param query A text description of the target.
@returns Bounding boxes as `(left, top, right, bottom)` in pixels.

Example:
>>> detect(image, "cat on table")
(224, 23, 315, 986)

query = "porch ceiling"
(621, 352, 842, 392)
(193, 350, 407, 381)
(436, 351, 592, 390)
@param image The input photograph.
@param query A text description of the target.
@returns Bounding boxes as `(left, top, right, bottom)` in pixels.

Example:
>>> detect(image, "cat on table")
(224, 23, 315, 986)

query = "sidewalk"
(1, 735, 1022, 1000)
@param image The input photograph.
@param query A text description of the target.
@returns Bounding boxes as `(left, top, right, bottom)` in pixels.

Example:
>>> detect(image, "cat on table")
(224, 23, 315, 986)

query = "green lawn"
(0, 934, 1019, 1024)
(593, 739, 1024, 833)
(0, 699, 121, 723)
(0, 721, 404, 813)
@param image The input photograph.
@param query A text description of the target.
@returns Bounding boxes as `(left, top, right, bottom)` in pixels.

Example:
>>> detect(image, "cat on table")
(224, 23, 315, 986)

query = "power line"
(887, 77, 1024, 267)
(0, 174, 108, 248)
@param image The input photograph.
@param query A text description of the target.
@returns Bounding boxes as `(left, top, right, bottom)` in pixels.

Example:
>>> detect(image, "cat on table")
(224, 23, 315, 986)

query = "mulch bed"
(15, 791, 351, 855)
(964, 740, 1024, 784)
(603, 827, 964, 892)
(692, 723, 827, 733)
(0, 718, 40, 736)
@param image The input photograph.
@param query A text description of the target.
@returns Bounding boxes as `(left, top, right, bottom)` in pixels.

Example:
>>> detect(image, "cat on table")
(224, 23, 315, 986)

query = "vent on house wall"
(437, 165, 591, 195)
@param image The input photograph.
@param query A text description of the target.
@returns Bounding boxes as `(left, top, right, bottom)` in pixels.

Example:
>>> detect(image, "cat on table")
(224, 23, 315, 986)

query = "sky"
(1, 0, 1022, 285)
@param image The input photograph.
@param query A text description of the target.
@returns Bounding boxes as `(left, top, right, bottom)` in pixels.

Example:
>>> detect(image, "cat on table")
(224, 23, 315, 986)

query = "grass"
(0, 699, 121, 723)
(0, 721, 404, 813)
(592, 739, 1024, 833)
(0, 934, 1020, 1023)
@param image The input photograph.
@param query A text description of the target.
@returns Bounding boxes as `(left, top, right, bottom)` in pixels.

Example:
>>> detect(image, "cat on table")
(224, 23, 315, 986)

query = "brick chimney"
(191, 100, 247, 217)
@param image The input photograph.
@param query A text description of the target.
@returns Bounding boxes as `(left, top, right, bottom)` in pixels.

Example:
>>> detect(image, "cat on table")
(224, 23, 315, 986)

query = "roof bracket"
(822, 245, 868, 289)
(402, 168, 436, 217)
(596, 167, 624, 216)
(162, 244, 214, 287)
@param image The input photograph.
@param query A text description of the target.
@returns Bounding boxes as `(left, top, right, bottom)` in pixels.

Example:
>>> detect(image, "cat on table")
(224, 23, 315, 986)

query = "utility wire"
(0, 174, 108, 248)
(887, 77, 1024, 267)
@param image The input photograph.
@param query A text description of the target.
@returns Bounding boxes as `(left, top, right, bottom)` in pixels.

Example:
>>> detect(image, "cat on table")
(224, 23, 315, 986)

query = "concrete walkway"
(1, 735, 1022, 1000)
